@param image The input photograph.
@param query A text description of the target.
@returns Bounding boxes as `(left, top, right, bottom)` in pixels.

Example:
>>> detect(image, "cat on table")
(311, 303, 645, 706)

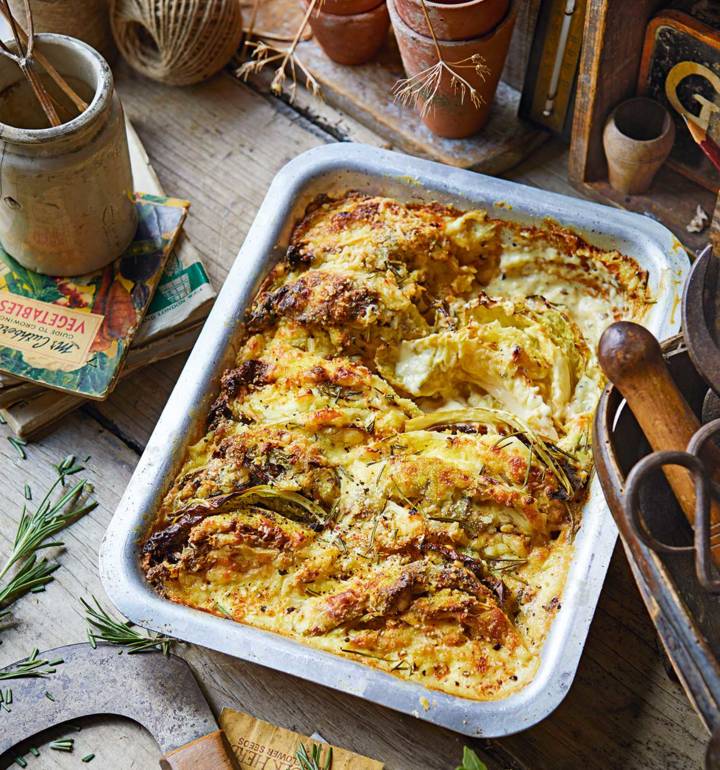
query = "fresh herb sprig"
(0, 648, 61, 681)
(82, 597, 173, 655)
(0, 559, 59, 622)
(0, 459, 96, 622)
(296, 743, 333, 770)
(456, 746, 488, 770)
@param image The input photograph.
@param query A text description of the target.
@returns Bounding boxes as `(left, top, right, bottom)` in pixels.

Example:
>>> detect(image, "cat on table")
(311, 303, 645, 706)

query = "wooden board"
(251, 0, 547, 172)
(0, 66, 709, 770)
(569, 0, 715, 254)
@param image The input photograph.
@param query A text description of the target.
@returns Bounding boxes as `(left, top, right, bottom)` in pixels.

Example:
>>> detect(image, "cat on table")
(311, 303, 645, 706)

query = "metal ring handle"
(687, 418, 720, 593)
(624, 450, 707, 555)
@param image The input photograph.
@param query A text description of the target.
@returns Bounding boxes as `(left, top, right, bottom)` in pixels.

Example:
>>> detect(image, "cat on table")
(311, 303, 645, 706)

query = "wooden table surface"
(0, 64, 709, 770)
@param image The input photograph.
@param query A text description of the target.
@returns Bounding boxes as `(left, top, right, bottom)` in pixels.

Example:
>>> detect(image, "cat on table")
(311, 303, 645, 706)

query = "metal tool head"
(0, 643, 217, 757)
(683, 244, 720, 397)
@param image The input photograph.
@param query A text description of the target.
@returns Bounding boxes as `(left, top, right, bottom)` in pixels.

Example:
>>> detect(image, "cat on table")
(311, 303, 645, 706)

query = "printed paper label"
(0, 289, 104, 367)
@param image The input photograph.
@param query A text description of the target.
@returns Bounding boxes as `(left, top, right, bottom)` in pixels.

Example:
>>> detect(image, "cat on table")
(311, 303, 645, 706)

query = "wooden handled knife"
(0, 643, 241, 769)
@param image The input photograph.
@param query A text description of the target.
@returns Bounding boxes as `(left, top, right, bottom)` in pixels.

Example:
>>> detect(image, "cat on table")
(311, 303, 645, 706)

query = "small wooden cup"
(603, 97, 676, 195)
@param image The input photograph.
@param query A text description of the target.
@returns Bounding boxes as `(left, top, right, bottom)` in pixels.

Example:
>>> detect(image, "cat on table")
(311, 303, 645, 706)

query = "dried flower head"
(236, 0, 322, 102)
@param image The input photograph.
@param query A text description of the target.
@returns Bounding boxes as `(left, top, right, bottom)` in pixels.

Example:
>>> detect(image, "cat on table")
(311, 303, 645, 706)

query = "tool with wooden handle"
(0, 643, 241, 769)
(598, 321, 720, 564)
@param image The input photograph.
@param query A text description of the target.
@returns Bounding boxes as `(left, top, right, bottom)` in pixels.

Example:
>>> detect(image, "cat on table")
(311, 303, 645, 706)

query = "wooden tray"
(250, 0, 547, 172)
(569, 0, 717, 254)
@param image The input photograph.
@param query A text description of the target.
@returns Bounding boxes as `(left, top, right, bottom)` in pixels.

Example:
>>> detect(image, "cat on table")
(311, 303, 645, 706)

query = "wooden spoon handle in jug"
(598, 321, 720, 562)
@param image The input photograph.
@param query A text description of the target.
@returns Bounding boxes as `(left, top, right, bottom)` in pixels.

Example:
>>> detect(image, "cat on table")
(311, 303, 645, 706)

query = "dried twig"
(392, 0, 490, 116)
(0, 4, 87, 112)
(237, 0, 323, 101)
(0, 0, 60, 126)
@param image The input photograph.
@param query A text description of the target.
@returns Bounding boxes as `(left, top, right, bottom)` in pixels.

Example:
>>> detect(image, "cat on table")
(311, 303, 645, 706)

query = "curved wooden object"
(598, 321, 720, 563)
(160, 730, 241, 770)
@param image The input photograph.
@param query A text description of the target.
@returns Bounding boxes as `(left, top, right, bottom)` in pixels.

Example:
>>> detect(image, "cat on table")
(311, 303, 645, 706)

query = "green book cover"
(0, 193, 189, 400)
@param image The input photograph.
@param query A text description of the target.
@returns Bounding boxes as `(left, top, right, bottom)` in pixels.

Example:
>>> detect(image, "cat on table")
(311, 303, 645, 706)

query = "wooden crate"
(568, 0, 717, 254)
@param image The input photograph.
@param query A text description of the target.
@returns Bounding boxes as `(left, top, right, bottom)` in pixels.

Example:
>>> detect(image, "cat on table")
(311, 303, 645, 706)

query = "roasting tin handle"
(688, 419, 720, 593)
(624, 418, 720, 593)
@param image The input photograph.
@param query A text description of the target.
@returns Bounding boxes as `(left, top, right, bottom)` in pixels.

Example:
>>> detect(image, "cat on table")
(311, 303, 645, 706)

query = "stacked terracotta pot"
(306, 0, 391, 65)
(389, 0, 517, 137)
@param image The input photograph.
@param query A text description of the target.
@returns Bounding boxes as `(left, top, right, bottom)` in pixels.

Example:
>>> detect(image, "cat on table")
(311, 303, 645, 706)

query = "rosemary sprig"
(82, 597, 173, 656)
(0, 557, 59, 620)
(0, 648, 59, 680)
(296, 743, 333, 770)
(0, 470, 96, 582)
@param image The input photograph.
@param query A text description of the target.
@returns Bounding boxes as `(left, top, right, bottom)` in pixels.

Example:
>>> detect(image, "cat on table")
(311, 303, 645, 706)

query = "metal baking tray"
(100, 143, 688, 737)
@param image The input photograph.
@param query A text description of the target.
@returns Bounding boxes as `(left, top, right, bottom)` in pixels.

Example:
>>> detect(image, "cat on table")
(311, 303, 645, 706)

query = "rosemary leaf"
(7, 437, 26, 460)
(49, 738, 74, 752)
(82, 597, 173, 656)
(455, 746, 488, 770)
(0, 648, 59, 681)
(296, 743, 333, 770)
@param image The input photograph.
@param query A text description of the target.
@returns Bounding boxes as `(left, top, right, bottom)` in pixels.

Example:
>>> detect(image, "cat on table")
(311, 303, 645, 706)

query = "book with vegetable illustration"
(0, 193, 188, 400)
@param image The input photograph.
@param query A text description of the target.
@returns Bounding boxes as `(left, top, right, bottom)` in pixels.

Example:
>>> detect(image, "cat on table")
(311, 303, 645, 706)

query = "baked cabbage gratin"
(143, 192, 649, 701)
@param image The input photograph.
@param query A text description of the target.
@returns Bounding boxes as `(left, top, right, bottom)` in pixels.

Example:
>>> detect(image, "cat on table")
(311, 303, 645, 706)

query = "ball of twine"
(110, 0, 244, 86)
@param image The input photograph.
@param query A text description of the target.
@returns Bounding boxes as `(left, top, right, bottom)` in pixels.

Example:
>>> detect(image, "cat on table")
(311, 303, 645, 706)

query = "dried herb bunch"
(392, 0, 491, 116)
(237, 0, 323, 100)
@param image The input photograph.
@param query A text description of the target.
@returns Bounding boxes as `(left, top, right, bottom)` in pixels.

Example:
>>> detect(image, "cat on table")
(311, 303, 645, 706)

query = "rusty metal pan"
(100, 143, 688, 737)
(593, 337, 720, 757)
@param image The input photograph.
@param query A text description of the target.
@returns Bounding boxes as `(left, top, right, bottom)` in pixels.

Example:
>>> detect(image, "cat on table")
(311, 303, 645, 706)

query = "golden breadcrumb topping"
(143, 192, 648, 700)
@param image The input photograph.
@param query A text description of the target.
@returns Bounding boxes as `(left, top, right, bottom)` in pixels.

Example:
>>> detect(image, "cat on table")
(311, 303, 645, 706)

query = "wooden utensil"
(598, 321, 720, 564)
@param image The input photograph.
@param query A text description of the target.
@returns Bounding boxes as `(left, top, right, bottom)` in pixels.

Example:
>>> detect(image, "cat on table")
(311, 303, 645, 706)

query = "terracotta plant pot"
(306, 1, 390, 65)
(603, 97, 676, 195)
(320, 0, 384, 13)
(394, 0, 508, 40)
(389, 0, 516, 138)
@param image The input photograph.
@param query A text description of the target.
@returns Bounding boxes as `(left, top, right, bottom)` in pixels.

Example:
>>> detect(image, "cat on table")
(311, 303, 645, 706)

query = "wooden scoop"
(598, 321, 720, 564)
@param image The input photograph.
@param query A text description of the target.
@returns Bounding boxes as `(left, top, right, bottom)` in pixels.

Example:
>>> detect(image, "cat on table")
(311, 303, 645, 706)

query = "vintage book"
(0, 193, 189, 400)
(1, 321, 204, 439)
(219, 709, 383, 770)
(125, 121, 215, 346)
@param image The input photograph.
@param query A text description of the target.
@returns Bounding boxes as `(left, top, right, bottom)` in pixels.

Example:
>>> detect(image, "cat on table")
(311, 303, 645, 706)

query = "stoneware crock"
(0, 34, 137, 276)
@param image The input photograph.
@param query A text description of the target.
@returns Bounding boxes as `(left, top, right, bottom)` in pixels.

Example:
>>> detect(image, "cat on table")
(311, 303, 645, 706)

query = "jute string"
(110, 0, 244, 86)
